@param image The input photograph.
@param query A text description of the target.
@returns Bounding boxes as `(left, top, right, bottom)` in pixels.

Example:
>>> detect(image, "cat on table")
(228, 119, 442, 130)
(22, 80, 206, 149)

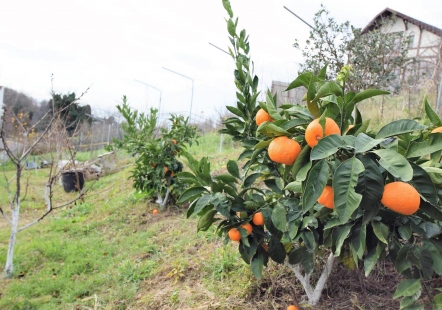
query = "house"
(361, 8, 442, 90)
(271, 80, 304, 106)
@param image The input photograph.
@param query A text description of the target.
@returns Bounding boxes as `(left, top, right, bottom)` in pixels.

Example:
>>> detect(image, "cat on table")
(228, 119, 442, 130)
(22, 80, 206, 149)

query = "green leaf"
(244, 173, 261, 188)
(266, 91, 283, 120)
(286, 72, 315, 90)
(355, 155, 384, 210)
(393, 279, 421, 299)
(269, 238, 286, 264)
(177, 186, 209, 204)
(310, 135, 347, 160)
(419, 201, 442, 222)
(257, 122, 290, 137)
(372, 221, 389, 244)
(292, 145, 311, 179)
(432, 294, 442, 310)
(355, 133, 385, 153)
(424, 97, 442, 127)
(302, 160, 329, 212)
(288, 246, 314, 274)
(254, 139, 272, 150)
(334, 223, 353, 257)
(251, 252, 263, 279)
(307, 78, 320, 118)
(372, 149, 413, 182)
(271, 205, 287, 232)
(364, 242, 383, 276)
(227, 160, 240, 179)
(407, 133, 442, 158)
(334, 157, 364, 223)
(376, 120, 427, 139)
(214, 174, 238, 184)
(197, 210, 218, 232)
(226, 106, 244, 118)
(313, 81, 343, 102)
(409, 163, 437, 206)
(227, 18, 236, 37)
(193, 194, 214, 215)
(284, 181, 302, 193)
(349, 89, 389, 105)
(222, 0, 233, 17)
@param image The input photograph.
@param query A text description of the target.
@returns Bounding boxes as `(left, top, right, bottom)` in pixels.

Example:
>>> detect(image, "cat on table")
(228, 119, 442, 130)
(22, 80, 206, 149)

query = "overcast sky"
(1, 0, 441, 122)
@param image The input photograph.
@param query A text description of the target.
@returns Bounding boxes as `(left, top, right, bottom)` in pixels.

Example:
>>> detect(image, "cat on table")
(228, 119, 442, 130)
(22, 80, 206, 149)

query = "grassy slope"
(0, 132, 261, 310)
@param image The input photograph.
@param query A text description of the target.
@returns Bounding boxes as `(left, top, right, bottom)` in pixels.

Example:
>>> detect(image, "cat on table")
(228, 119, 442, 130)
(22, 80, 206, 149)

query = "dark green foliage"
(50, 92, 91, 135)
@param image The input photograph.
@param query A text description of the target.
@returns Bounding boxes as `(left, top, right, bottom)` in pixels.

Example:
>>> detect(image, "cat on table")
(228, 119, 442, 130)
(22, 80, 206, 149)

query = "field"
(0, 131, 439, 310)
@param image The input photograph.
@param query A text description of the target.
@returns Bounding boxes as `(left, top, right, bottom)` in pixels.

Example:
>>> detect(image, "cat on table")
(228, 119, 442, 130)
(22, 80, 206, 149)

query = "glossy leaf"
(407, 133, 442, 158)
(355, 133, 385, 153)
(372, 221, 389, 244)
(424, 97, 442, 127)
(227, 160, 240, 179)
(286, 72, 315, 90)
(313, 81, 343, 101)
(178, 186, 209, 204)
(356, 155, 384, 210)
(334, 157, 364, 223)
(409, 163, 438, 206)
(393, 279, 421, 299)
(251, 252, 263, 279)
(310, 135, 347, 160)
(303, 160, 329, 212)
(292, 144, 311, 179)
(376, 120, 426, 139)
(272, 204, 287, 232)
(349, 89, 389, 105)
(372, 149, 413, 182)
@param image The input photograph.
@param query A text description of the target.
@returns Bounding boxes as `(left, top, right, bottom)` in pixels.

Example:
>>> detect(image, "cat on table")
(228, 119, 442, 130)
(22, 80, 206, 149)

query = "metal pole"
(107, 124, 111, 144)
(283, 6, 315, 30)
(134, 80, 162, 116)
(162, 67, 194, 120)
(436, 71, 442, 114)
(209, 42, 230, 56)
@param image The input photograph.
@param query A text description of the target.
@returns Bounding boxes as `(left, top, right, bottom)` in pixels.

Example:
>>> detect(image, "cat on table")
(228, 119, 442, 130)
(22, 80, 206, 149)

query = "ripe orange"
(431, 126, 442, 133)
(268, 136, 301, 165)
(164, 166, 168, 174)
(305, 117, 341, 147)
(151, 163, 156, 167)
(172, 139, 177, 144)
(317, 185, 334, 209)
(287, 305, 298, 310)
(153, 209, 159, 214)
(228, 228, 241, 242)
(241, 223, 253, 235)
(252, 212, 265, 226)
(381, 182, 420, 215)
(256, 109, 273, 126)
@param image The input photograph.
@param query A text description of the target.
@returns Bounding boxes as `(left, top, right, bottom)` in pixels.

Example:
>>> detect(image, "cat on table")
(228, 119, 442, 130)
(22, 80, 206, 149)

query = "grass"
(0, 130, 255, 310)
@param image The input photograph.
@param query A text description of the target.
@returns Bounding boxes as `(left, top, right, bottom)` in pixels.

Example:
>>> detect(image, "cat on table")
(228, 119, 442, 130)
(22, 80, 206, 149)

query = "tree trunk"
(4, 202, 19, 278)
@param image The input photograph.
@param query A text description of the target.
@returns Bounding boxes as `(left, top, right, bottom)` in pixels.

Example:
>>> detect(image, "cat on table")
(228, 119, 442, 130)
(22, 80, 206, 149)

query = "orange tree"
(178, 0, 442, 308)
(108, 96, 198, 210)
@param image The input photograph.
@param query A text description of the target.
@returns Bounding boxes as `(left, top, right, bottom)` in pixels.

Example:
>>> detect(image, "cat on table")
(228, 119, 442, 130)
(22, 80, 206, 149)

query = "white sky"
(1, 0, 441, 122)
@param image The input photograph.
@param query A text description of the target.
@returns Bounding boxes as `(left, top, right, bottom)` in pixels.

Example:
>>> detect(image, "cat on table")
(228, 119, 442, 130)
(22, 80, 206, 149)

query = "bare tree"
(0, 90, 96, 278)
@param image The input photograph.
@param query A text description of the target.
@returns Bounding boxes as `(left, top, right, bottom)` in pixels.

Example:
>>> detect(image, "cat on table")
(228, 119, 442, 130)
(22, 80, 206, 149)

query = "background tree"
(108, 97, 199, 211)
(1, 91, 94, 278)
(50, 92, 91, 135)
(295, 5, 411, 93)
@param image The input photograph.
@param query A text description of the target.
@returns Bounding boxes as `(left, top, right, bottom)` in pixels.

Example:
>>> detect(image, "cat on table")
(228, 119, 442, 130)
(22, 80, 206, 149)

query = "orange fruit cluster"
(305, 117, 340, 147)
(268, 136, 301, 165)
(256, 108, 273, 126)
(381, 181, 420, 215)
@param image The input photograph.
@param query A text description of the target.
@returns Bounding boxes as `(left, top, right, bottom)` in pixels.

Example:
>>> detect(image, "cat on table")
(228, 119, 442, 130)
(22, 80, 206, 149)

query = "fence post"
(219, 134, 224, 153)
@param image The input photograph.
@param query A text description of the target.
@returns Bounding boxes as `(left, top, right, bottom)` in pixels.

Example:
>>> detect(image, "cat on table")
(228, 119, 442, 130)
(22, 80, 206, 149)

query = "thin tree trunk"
(4, 200, 19, 278)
